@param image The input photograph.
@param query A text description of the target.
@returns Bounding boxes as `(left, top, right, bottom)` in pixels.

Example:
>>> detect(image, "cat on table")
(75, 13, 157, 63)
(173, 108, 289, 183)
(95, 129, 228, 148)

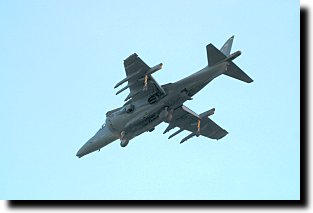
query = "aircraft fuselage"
(76, 62, 228, 158)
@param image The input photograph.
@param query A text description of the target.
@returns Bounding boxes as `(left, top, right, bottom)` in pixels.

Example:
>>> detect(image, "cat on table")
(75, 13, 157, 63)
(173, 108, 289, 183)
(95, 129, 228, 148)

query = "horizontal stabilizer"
(224, 62, 253, 83)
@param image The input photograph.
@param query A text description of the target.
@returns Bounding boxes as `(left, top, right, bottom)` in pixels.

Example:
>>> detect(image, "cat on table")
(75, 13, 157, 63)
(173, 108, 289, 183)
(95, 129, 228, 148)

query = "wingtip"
(247, 78, 254, 83)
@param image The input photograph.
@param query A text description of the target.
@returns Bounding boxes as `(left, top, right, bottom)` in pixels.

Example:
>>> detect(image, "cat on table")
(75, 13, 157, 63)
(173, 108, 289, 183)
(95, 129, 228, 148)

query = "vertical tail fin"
(220, 35, 234, 56)
(206, 44, 226, 67)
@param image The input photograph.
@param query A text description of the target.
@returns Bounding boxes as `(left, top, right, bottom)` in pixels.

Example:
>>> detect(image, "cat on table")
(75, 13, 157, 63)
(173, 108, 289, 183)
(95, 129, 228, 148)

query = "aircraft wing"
(164, 105, 228, 143)
(114, 53, 165, 102)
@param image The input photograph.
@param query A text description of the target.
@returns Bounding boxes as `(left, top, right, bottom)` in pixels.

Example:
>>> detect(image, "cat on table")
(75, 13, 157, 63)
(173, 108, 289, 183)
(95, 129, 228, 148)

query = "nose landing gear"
(120, 131, 129, 147)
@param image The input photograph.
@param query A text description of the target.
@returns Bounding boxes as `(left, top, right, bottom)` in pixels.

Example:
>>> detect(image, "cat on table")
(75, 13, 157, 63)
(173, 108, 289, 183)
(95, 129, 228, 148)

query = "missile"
(180, 132, 196, 144)
(115, 85, 129, 95)
(168, 129, 184, 139)
(115, 82, 137, 95)
(143, 63, 163, 91)
(146, 63, 163, 75)
(199, 108, 215, 118)
(163, 124, 175, 134)
(182, 105, 200, 119)
(124, 90, 141, 101)
(114, 68, 142, 88)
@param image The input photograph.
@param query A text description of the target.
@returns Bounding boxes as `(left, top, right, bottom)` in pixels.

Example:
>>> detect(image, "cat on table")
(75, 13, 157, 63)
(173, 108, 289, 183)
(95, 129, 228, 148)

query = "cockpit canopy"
(104, 104, 134, 120)
(106, 107, 122, 117)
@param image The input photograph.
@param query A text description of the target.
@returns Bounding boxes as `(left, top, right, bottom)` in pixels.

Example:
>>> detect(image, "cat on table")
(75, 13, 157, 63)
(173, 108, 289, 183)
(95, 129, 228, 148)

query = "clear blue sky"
(0, 0, 299, 199)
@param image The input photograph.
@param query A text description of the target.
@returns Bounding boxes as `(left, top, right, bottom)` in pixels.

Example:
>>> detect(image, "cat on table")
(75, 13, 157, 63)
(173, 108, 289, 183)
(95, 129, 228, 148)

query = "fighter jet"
(76, 36, 253, 158)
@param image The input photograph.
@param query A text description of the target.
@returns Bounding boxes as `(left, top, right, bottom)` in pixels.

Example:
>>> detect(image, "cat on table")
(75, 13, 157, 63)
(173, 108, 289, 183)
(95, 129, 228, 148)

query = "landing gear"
(160, 107, 174, 122)
(166, 108, 174, 122)
(120, 131, 125, 138)
(120, 139, 129, 147)
(120, 131, 129, 147)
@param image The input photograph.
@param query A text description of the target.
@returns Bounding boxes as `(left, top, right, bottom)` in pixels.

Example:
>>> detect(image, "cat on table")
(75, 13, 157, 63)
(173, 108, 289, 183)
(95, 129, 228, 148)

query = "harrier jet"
(76, 36, 253, 158)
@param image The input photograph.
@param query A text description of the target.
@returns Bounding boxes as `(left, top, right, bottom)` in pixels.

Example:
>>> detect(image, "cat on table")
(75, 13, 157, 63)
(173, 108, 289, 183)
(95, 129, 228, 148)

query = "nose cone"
(76, 141, 93, 158)
(76, 126, 118, 158)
